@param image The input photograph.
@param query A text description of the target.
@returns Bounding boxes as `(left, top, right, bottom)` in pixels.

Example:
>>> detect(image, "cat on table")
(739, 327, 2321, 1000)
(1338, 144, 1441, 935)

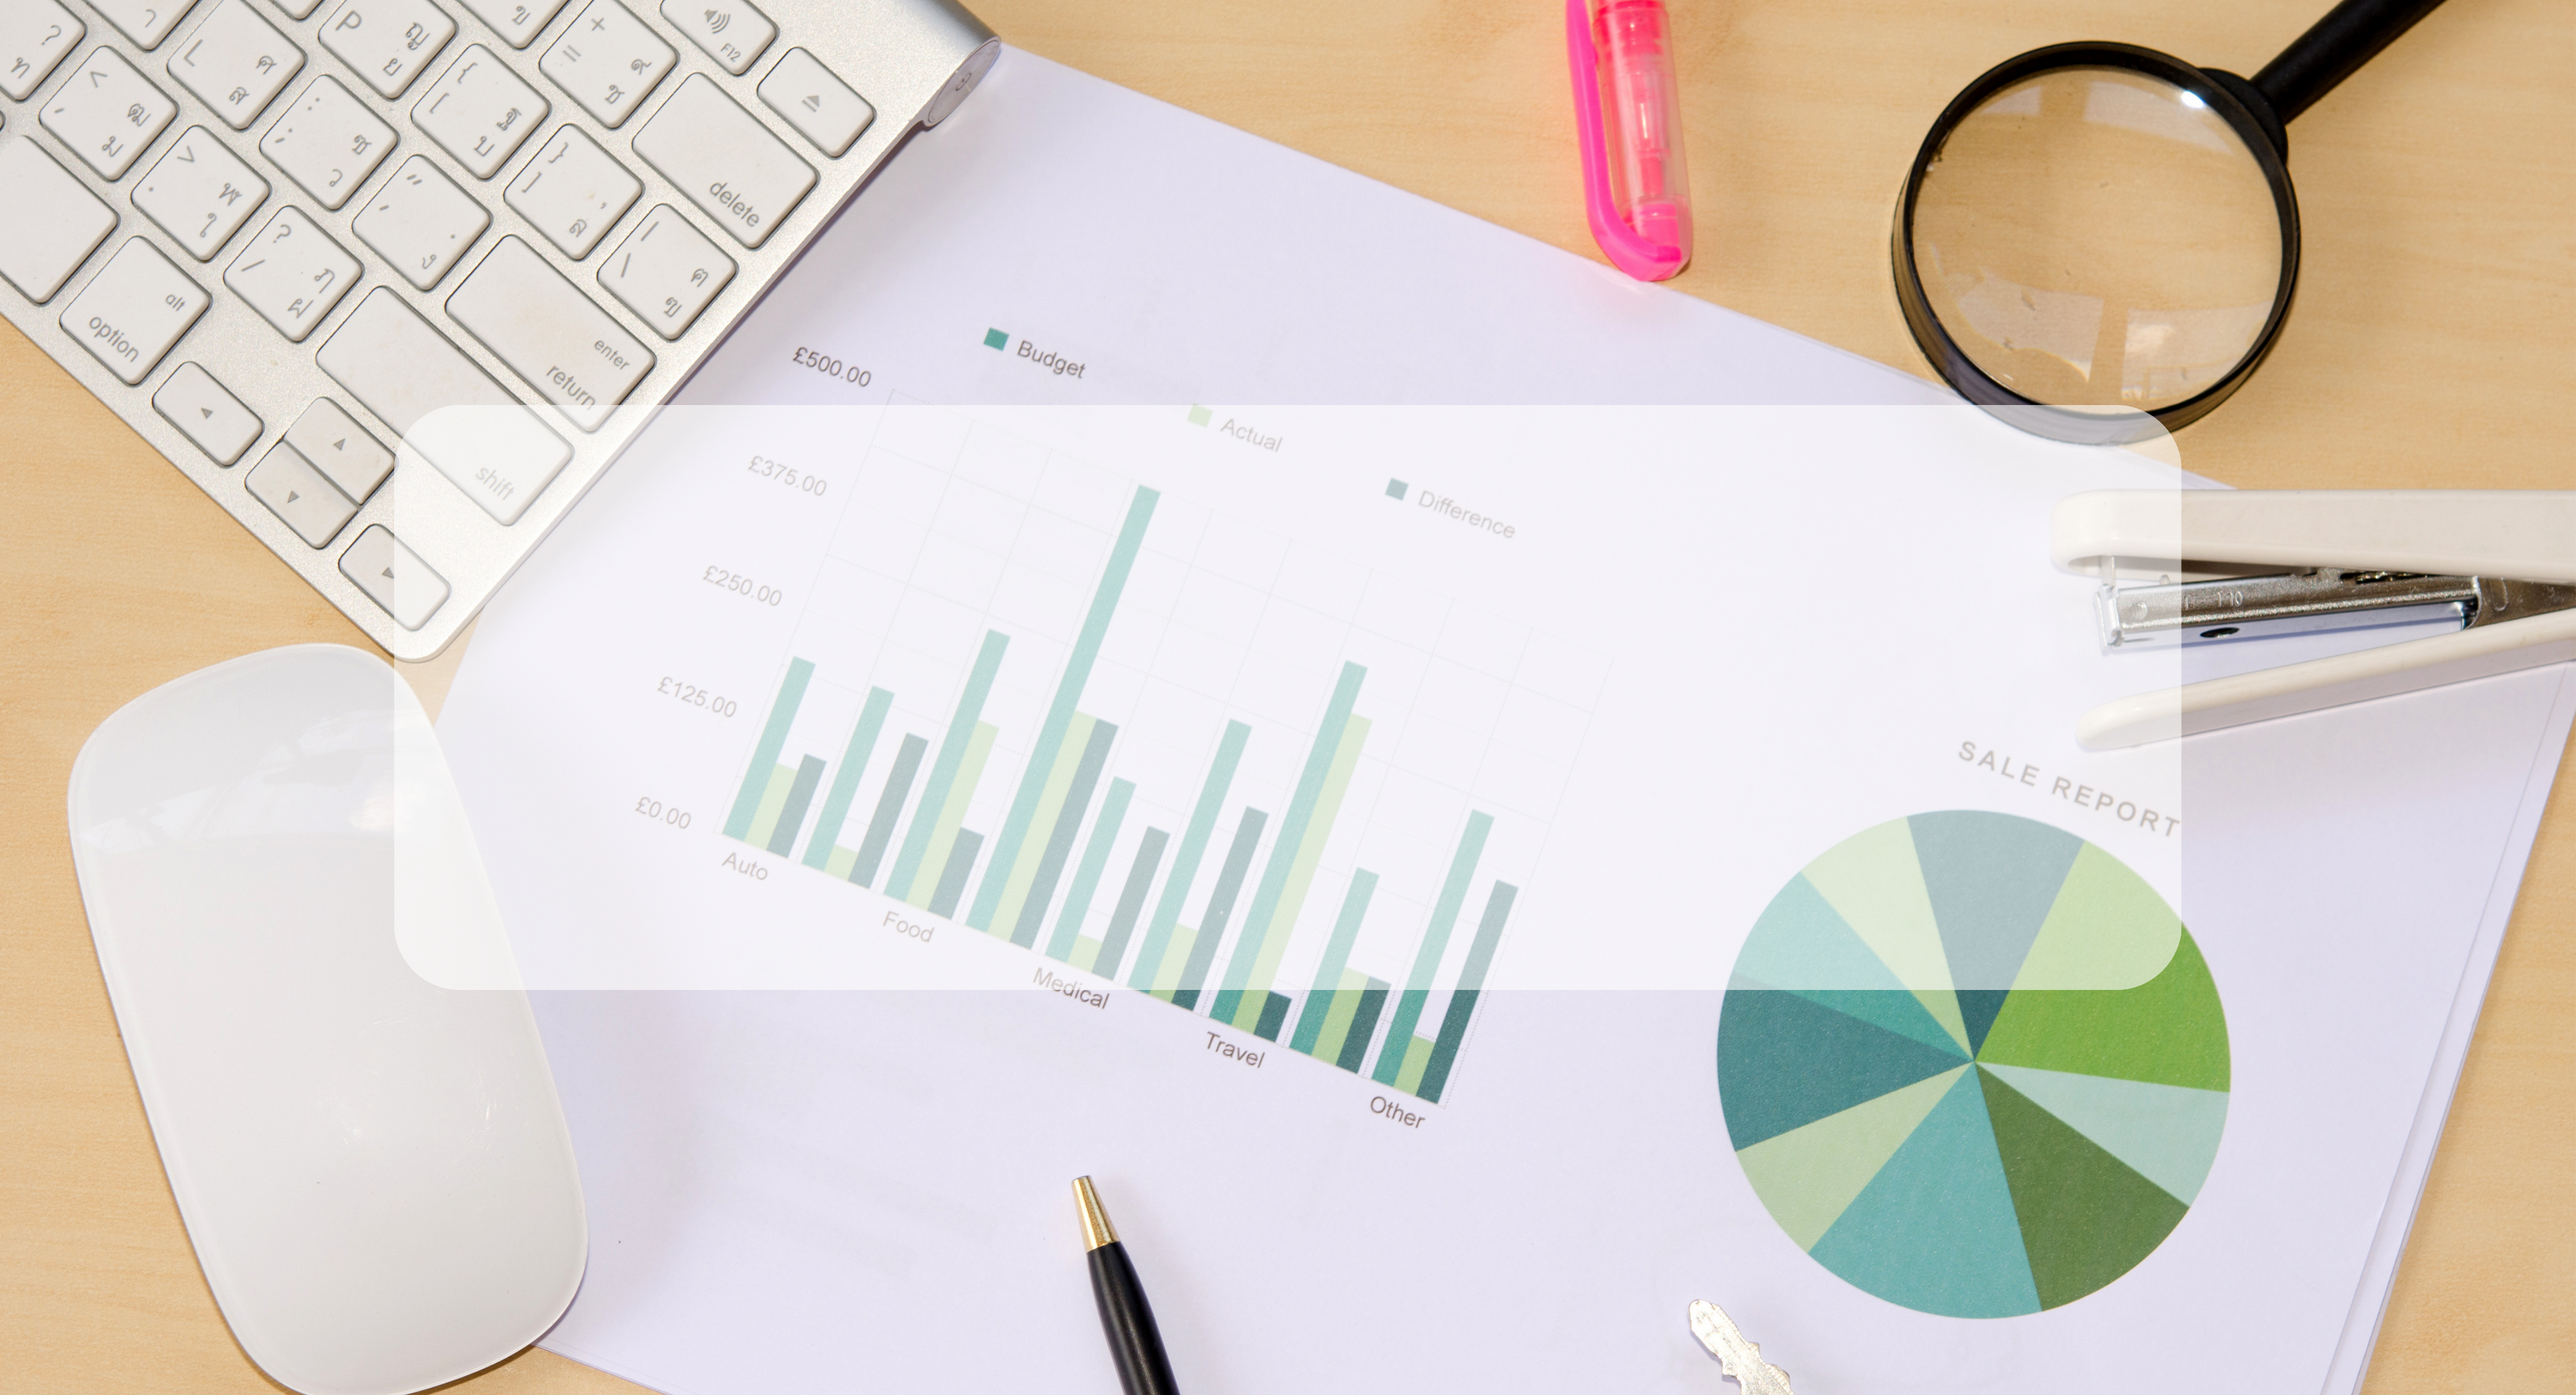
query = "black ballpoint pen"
(1073, 1176, 1180, 1395)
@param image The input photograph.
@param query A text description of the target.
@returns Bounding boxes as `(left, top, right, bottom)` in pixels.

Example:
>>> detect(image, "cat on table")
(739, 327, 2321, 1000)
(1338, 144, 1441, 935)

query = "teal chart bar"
(1212, 661, 1365, 1023)
(1289, 870, 1379, 1055)
(886, 630, 1010, 902)
(1128, 721, 1251, 991)
(722, 657, 814, 839)
(1045, 777, 1133, 962)
(802, 687, 893, 870)
(1373, 811, 1493, 1085)
(1417, 881, 1517, 1102)
(968, 487, 1160, 930)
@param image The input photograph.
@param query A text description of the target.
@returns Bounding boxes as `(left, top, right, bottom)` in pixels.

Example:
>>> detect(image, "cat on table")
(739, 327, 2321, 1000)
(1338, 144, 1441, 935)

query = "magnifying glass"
(1893, 0, 2451, 443)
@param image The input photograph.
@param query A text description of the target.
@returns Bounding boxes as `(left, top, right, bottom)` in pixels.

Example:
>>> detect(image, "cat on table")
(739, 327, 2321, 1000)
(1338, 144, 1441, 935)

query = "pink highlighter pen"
(1566, 0, 1694, 280)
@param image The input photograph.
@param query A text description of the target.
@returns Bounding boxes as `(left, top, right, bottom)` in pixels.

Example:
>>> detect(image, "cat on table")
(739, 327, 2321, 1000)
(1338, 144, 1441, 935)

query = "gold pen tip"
(1072, 1176, 1119, 1251)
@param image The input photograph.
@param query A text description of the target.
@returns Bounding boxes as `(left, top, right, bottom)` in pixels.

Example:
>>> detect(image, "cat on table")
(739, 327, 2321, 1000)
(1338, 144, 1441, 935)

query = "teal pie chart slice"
(1718, 811, 2227, 1316)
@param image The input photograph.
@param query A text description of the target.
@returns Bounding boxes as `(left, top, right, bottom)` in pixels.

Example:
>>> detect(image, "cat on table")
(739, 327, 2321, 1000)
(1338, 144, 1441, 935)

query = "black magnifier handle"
(2251, 0, 2450, 124)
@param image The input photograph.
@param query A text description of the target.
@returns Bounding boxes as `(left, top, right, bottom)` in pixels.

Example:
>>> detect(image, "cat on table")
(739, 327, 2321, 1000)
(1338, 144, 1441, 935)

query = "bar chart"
(712, 420, 1594, 1105)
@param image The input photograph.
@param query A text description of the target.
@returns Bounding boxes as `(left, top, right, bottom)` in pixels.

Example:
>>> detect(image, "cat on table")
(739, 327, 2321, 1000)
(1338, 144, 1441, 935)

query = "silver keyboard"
(0, 0, 994, 659)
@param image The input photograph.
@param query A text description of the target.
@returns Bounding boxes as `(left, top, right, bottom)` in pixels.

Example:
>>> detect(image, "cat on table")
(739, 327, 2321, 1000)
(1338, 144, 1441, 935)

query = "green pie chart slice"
(1977, 1066, 2192, 1311)
(1806, 1067, 2041, 1318)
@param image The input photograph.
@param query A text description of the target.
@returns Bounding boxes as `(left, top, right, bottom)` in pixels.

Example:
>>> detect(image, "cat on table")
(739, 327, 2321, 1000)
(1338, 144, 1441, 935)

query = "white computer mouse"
(66, 644, 585, 1395)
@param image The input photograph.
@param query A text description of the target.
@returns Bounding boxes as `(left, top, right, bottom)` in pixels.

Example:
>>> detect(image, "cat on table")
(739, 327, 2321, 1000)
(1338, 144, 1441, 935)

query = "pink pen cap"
(1566, 0, 1694, 280)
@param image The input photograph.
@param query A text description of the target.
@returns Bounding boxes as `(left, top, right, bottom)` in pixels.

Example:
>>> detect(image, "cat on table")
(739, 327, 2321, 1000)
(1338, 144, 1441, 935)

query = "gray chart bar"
(1092, 827, 1168, 981)
(765, 756, 828, 857)
(929, 829, 984, 918)
(1011, 718, 1119, 948)
(851, 733, 929, 888)
(1174, 807, 1265, 1010)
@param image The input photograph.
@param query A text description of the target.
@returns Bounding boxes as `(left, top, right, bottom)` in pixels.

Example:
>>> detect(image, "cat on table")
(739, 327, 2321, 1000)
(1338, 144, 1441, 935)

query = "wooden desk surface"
(4, 1, 2567, 1389)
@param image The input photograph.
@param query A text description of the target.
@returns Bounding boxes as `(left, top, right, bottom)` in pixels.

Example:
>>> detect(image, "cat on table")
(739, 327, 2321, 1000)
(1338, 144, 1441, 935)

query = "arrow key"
(339, 524, 449, 630)
(285, 397, 394, 503)
(153, 362, 263, 465)
(245, 441, 357, 547)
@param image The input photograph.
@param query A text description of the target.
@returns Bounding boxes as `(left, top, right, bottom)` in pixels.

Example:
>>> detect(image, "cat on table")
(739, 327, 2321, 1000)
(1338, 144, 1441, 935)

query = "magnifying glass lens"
(1910, 67, 2284, 412)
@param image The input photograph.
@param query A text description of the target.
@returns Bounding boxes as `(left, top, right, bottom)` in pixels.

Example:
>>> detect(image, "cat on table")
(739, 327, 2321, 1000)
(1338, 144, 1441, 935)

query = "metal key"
(1688, 1301, 1795, 1395)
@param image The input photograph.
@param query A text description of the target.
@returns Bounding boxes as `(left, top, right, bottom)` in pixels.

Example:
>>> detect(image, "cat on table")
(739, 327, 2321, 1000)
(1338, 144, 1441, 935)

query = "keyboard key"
(285, 395, 392, 500)
(501, 124, 634, 257)
(446, 235, 650, 429)
(317, 287, 570, 523)
(89, 0, 198, 49)
(167, 0, 302, 130)
(632, 74, 809, 248)
(597, 201, 730, 338)
(537, 0, 667, 128)
(455, 0, 564, 50)
(0, 133, 116, 299)
(259, 75, 394, 208)
(271, 0, 322, 17)
(224, 206, 358, 339)
(660, 0, 766, 76)
(42, 47, 178, 178)
(152, 361, 261, 463)
(352, 153, 484, 288)
(60, 237, 206, 383)
(244, 439, 355, 545)
(0, 0, 84, 101)
(757, 48, 869, 157)
(339, 524, 448, 628)
(133, 124, 268, 258)
(317, 0, 453, 99)
(412, 44, 544, 177)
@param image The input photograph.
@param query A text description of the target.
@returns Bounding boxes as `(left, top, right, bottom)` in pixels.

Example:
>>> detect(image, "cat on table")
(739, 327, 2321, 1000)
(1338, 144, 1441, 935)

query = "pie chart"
(1718, 811, 2227, 1317)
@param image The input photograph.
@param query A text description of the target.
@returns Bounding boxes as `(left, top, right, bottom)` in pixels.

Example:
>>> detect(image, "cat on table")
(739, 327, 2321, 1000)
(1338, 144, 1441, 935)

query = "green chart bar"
(886, 630, 1009, 902)
(1306, 968, 1371, 1064)
(723, 657, 815, 839)
(1009, 718, 1119, 947)
(1128, 721, 1250, 990)
(1337, 979, 1390, 1073)
(1045, 778, 1133, 962)
(907, 721, 997, 911)
(1171, 806, 1266, 1010)
(968, 486, 1160, 931)
(1392, 1034, 1436, 1094)
(1416, 882, 1517, 1102)
(764, 756, 828, 856)
(1230, 714, 1369, 1030)
(851, 733, 927, 888)
(801, 687, 892, 869)
(986, 713, 1096, 938)
(928, 829, 984, 918)
(1214, 662, 1366, 1026)
(1290, 870, 1378, 1054)
(1372, 810, 1493, 1086)
(1090, 825, 1165, 981)
(1152, 927, 1196, 996)
(742, 764, 797, 848)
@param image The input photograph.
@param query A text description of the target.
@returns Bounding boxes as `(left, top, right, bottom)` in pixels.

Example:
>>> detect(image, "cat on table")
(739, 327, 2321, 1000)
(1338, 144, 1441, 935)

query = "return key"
(447, 236, 654, 432)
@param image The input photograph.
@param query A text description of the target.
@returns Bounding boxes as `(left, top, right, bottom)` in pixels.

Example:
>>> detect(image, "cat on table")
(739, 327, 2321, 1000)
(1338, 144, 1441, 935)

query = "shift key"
(448, 237, 654, 432)
(318, 289, 572, 525)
